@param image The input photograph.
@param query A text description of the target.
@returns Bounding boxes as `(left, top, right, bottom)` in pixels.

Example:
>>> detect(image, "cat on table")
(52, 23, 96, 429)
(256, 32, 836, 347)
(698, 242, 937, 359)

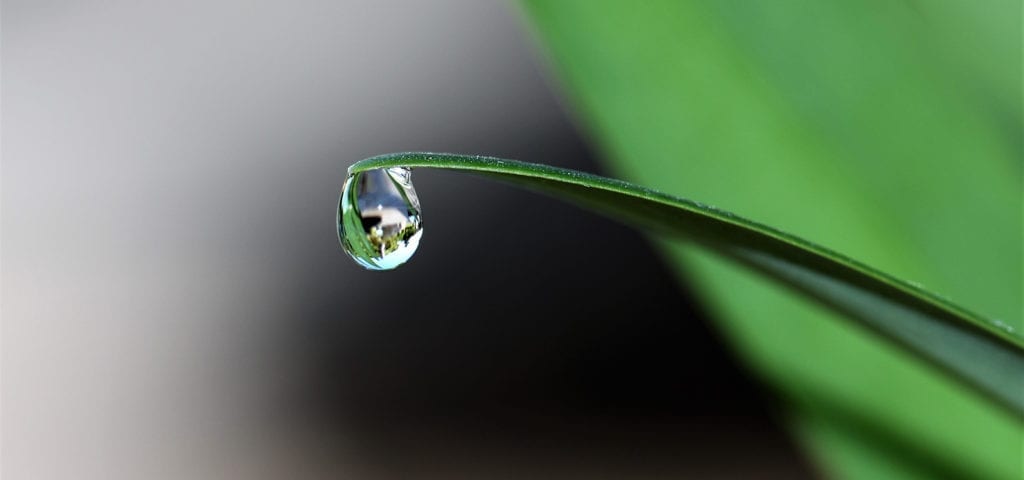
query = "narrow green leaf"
(349, 152, 1024, 417)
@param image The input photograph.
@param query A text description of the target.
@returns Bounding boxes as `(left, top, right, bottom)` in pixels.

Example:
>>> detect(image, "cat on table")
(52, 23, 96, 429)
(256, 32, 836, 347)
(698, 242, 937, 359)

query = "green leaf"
(517, 1, 1021, 479)
(349, 152, 1024, 417)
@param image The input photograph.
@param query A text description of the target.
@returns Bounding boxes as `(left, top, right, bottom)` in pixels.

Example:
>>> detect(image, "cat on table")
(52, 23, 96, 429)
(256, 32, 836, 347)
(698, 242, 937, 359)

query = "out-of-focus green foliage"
(520, 1, 1022, 479)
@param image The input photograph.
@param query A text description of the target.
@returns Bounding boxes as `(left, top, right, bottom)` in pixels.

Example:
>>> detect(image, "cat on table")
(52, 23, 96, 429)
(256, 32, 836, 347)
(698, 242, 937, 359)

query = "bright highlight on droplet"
(338, 167, 423, 270)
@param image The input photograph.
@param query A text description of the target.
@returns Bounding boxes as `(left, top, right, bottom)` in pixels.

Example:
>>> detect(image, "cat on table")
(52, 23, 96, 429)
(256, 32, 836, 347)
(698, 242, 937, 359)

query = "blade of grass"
(348, 152, 1024, 418)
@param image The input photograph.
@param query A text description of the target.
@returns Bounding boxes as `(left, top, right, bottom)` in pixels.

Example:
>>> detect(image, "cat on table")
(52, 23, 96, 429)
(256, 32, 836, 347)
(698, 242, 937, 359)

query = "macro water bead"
(337, 167, 423, 271)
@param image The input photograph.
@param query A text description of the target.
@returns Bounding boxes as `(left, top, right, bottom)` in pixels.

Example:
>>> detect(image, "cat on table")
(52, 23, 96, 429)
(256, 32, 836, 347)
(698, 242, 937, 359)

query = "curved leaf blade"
(349, 152, 1024, 417)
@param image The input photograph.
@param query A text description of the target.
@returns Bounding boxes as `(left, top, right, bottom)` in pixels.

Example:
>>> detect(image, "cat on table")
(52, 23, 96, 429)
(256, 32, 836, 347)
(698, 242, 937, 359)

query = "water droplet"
(993, 319, 1015, 334)
(338, 167, 423, 270)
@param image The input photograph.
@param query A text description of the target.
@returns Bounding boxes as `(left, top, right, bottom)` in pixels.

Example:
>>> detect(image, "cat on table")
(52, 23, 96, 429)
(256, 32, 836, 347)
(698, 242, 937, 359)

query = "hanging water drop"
(337, 167, 423, 270)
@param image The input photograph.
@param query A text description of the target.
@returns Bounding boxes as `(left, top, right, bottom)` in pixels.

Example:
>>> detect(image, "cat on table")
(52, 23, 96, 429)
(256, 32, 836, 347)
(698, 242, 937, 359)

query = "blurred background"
(2, 1, 814, 478)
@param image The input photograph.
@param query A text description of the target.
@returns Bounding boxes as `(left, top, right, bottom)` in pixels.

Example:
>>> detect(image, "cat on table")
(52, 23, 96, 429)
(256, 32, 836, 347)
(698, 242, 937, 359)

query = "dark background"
(4, 1, 814, 478)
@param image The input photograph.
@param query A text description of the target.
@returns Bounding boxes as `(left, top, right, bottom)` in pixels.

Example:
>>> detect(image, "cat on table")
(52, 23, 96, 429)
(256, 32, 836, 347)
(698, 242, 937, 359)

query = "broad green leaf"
(518, 1, 1022, 479)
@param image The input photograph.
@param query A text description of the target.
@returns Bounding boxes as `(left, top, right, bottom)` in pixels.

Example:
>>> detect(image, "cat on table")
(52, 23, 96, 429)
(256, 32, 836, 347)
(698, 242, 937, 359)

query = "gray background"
(3, 1, 813, 478)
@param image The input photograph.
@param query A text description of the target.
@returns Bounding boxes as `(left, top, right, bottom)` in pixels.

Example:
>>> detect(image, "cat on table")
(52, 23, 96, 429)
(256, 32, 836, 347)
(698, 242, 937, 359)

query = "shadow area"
(274, 176, 817, 479)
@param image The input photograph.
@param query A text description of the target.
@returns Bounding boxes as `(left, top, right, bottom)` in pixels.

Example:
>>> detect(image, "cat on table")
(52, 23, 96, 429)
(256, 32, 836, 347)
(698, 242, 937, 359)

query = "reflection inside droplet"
(338, 167, 423, 270)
